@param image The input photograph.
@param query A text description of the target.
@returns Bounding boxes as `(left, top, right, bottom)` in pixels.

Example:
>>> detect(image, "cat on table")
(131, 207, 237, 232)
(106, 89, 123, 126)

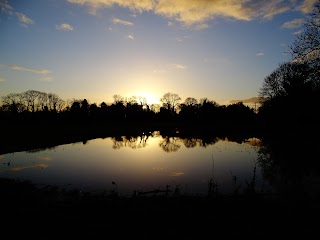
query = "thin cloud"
(257, 1, 290, 20)
(297, 0, 318, 13)
(67, 0, 314, 28)
(256, 51, 264, 56)
(293, 29, 303, 35)
(68, 0, 154, 15)
(0, 64, 50, 75)
(16, 13, 34, 25)
(112, 17, 134, 26)
(0, 64, 51, 81)
(292, 48, 320, 63)
(127, 34, 134, 40)
(281, 18, 304, 29)
(228, 97, 261, 104)
(56, 23, 74, 31)
(192, 23, 209, 30)
(0, 0, 14, 13)
(40, 76, 53, 82)
(172, 64, 187, 69)
(0, 0, 34, 26)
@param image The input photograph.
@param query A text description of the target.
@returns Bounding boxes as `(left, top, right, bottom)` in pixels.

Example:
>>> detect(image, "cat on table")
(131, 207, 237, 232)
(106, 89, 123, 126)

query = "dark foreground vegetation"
(1, 177, 319, 238)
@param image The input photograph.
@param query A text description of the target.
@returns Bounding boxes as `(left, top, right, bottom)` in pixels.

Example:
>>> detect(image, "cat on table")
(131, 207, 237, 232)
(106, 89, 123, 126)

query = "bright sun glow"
(143, 93, 160, 105)
(133, 91, 160, 105)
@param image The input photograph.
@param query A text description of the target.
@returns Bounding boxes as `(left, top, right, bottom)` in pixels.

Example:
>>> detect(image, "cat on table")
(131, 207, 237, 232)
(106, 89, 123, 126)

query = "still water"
(0, 131, 269, 196)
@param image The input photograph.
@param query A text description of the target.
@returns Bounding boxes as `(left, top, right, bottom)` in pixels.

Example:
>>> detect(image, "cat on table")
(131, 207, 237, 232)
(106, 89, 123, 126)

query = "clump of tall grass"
(230, 170, 241, 196)
(207, 155, 219, 198)
(243, 163, 257, 196)
(207, 177, 219, 198)
(229, 161, 259, 197)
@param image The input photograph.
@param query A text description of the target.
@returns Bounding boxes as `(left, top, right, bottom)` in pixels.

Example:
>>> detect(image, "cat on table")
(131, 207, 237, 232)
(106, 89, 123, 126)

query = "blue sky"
(0, 0, 317, 106)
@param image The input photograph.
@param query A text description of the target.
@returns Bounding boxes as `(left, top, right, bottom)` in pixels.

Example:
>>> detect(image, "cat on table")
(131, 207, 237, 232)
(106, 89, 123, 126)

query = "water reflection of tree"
(257, 136, 320, 201)
(159, 137, 181, 152)
(182, 138, 198, 148)
(181, 136, 220, 148)
(198, 136, 219, 147)
(111, 131, 254, 152)
(111, 133, 150, 149)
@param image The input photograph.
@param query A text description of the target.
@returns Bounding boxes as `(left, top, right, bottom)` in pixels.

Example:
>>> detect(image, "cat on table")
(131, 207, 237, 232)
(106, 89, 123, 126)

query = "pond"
(0, 131, 272, 196)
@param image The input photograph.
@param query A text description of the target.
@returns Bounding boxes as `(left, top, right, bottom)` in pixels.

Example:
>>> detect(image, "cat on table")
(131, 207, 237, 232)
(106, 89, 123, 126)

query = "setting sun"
(140, 92, 160, 105)
(125, 86, 161, 105)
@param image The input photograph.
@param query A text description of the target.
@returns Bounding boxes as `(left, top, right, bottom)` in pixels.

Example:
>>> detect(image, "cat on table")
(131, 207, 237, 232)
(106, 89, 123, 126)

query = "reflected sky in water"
(0, 133, 268, 196)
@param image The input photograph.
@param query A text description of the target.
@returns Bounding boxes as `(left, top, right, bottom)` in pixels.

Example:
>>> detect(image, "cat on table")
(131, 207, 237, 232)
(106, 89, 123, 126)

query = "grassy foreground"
(1, 177, 318, 238)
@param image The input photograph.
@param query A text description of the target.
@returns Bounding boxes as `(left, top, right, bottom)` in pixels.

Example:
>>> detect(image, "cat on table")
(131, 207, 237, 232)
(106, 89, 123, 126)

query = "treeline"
(0, 90, 257, 129)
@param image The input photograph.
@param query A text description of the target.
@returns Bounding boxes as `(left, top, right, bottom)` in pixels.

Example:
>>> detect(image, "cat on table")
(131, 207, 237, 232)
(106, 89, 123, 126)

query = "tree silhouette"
(47, 93, 64, 112)
(289, 1, 320, 86)
(258, 61, 317, 130)
(160, 92, 181, 114)
(179, 97, 199, 122)
(1, 93, 24, 113)
(259, 62, 312, 101)
(24, 90, 41, 112)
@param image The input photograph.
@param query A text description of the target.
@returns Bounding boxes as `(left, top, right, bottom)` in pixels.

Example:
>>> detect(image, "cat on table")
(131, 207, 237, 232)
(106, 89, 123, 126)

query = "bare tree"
(48, 93, 64, 112)
(289, 1, 320, 86)
(23, 90, 41, 112)
(149, 103, 160, 113)
(1, 93, 25, 112)
(113, 94, 124, 104)
(259, 62, 312, 101)
(184, 97, 198, 106)
(37, 92, 48, 111)
(160, 92, 181, 114)
(136, 96, 147, 106)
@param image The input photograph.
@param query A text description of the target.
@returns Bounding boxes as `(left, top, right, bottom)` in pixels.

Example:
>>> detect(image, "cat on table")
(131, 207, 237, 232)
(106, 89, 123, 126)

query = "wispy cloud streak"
(0, 0, 34, 26)
(0, 64, 53, 81)
(282, 18, 304, 29)
(172, 64, 187, 69)
(112, 17, 134, 26)
(228, 97, 261, 104)
(0, 64, 51, 75)
(56, 23, 74, 31)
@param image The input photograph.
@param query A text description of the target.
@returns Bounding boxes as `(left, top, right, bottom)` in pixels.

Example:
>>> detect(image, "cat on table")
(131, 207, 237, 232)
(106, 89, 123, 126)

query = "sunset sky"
(0, 0, 317, 106)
